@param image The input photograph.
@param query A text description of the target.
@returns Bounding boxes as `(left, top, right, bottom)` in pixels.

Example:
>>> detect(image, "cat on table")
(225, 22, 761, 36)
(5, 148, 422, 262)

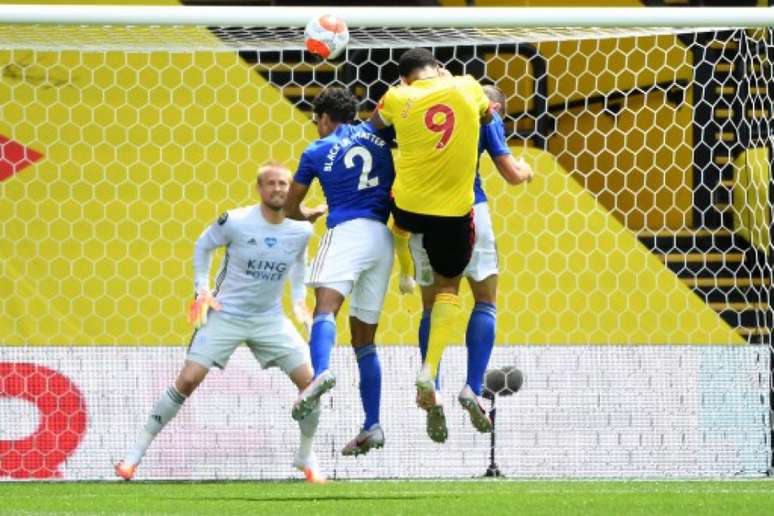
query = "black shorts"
(392, 205, 475, 279)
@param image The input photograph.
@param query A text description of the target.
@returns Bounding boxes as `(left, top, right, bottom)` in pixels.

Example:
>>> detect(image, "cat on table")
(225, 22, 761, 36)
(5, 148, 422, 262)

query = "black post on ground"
(482, 366, 524, 478)
(484, 391, 501, 477)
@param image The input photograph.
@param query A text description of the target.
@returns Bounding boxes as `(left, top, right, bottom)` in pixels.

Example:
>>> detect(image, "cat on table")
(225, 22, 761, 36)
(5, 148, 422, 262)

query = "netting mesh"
(0, 25, 722, 51)
(0, 24, 771, 480)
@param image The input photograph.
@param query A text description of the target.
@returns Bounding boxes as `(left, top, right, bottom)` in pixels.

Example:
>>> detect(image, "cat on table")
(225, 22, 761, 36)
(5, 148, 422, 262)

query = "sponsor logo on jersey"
(246, 259, 287, 281)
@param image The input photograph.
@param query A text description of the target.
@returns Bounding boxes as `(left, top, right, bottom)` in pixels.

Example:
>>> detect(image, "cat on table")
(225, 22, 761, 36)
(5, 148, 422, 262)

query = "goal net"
(0, 10, 771, 480)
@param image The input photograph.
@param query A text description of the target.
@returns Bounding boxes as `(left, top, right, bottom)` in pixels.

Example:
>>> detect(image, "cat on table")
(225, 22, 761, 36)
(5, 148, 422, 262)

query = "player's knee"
(175, 364, 207, 396)
(469, 275, 497, 305)
(433, 274, 462, 295)
(175, 377, 199, 397)
(351, 329, 377, 347)
(420, 286, 435, 311)
(314, 287, 345, 315)
(349, 311, 380, 343)
(349, 313, 379, 346)
(289, 363, 314, 391)
(473, 290, 496, 305)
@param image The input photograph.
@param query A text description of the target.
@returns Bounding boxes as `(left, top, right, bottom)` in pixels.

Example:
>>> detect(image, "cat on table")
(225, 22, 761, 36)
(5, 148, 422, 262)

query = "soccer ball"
(304, 14, 349, 60)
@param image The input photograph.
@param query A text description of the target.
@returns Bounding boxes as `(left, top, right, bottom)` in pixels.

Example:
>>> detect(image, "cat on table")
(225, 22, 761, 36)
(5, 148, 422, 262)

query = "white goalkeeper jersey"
(193, 204, 313, 319)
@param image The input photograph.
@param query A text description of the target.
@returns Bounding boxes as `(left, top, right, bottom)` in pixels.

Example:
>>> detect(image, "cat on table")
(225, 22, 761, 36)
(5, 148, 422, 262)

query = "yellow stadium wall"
(0, 47, 322, 345)
(732, 147, 771, 254)
(478, 147, 742, 345)
(0, 20, 741, 347)
(547, 89, 694, 232)
(487, 34, 694, 232)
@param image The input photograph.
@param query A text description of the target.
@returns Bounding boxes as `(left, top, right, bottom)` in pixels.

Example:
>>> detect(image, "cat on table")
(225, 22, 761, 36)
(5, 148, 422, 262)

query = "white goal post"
(0, 5, 771, 481)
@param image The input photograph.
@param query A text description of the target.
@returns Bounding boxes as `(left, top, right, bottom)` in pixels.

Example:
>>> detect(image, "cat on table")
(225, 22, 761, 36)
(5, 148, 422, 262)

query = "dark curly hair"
(312, 87, 358, 124)
(398, 48, 437, 78)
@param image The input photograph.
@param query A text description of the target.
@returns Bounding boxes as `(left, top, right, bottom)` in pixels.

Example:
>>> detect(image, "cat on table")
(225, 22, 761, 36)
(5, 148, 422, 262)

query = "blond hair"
(256, 160, 290, 185)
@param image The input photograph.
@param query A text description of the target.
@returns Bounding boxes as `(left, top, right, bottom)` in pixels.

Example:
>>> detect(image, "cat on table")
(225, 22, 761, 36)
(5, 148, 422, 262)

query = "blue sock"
(309, 313, 336, 378)
(355, 344, 381, 430)
(466, 303, 496, 396)
(418, 308, 440, 390)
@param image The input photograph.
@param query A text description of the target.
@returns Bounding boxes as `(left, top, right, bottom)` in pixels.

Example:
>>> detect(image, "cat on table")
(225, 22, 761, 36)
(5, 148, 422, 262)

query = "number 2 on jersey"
(424, 104, 456, 149)
(344, 146, 378, 191)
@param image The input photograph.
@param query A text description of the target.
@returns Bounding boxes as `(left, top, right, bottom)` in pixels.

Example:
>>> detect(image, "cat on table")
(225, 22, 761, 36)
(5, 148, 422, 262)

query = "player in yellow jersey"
(371, 48, 492, 441)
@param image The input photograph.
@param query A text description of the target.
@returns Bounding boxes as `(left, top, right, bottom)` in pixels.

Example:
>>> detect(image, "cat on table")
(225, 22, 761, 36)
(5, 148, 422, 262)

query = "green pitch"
(1, 480, 772, 515)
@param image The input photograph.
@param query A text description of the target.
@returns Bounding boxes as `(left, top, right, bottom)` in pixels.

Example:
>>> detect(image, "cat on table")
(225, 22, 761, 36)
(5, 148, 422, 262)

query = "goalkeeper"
(115, 163, 328, 483)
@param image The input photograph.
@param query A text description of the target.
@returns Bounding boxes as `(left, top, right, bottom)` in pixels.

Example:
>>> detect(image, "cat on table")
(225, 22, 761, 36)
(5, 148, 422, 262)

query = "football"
(304, 14, 349, 60)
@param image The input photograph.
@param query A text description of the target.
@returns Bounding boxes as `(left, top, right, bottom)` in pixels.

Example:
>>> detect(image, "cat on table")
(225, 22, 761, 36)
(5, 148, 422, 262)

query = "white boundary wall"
(0, 345, 769, 480)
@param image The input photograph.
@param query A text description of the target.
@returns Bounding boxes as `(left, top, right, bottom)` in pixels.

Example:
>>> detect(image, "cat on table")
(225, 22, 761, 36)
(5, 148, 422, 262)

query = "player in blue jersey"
(285, 87, 396, 457)
(402, 84, 533, 442)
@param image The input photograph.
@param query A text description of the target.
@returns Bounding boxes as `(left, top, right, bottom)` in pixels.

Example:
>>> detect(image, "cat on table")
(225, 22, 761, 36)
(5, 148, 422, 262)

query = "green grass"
(1, 480, 772, 515)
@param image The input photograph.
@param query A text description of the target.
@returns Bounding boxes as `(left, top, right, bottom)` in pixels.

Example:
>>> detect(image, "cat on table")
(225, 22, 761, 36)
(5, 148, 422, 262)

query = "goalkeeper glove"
(188, 288, 222, 329)
(399, 275, 416, 295)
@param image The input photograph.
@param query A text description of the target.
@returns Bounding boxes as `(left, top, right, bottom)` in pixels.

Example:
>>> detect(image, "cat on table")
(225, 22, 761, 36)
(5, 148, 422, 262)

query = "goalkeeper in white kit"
(115, 162, 328, 483)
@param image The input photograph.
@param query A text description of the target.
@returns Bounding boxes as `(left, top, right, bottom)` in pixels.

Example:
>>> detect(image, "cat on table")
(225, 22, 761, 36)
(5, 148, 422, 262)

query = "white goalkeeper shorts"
(410, 202, 499, 287)
(306, 218, 394, 325)
(186, 311, 309, 373)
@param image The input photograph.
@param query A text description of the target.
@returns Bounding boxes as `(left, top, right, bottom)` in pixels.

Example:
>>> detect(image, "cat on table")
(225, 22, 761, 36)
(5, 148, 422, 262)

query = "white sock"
(299, 434, 314, 458)
(126, 430, 155, 467)
(298, 403, 320, 457)
(126, 386, 186, 466)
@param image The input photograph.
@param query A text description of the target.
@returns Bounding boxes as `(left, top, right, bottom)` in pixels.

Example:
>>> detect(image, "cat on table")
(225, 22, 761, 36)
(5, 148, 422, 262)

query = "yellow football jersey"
(378, 75, 490, 217)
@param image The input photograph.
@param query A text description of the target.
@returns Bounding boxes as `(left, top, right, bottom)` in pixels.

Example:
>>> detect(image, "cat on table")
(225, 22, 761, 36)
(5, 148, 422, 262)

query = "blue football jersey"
(474, 111, 511, 204)
(294, 122, 396, 228)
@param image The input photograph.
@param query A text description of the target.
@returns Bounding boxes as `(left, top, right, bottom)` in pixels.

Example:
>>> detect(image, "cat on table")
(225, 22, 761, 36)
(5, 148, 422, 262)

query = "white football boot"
(292, 370, 336, 421)
(458, 384, 493, 433)
(341, 424, 385, 456)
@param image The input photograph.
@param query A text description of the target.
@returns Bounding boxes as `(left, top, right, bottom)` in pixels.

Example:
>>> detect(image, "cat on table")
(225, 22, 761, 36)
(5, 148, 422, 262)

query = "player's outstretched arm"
(285, 181, 328, 223)
(493, 154, 534, 185)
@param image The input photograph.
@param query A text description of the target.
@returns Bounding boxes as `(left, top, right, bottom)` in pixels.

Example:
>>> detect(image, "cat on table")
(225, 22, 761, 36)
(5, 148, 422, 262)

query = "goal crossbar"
(1, 5, 774, 29)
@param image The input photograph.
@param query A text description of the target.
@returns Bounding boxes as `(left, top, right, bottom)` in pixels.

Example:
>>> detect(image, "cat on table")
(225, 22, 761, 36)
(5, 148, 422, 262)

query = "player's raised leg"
(116, 307, 245, 480)
(245, 301, 327, 483)
(292, 286, 343, 421)
(342, 317, 385, 456)
(340, 229, 392, 456)
(417, 285, 441, 391)
(415, 223, 469, 410)
(287, 362, 326, 484)
(416, 274, 465, 444)
(407, 233, 448, 442)
(115, 359, 207, 480)
(458, 274, 497, 433)
(416, 284, 448, 443)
